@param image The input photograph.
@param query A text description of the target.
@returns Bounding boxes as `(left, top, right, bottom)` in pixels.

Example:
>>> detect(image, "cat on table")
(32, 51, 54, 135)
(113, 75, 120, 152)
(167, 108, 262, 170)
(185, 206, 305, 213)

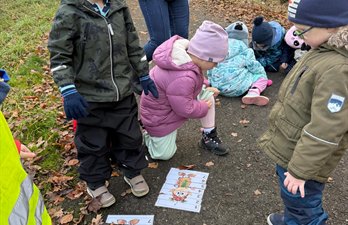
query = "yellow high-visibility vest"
(0, 111, 51, 225)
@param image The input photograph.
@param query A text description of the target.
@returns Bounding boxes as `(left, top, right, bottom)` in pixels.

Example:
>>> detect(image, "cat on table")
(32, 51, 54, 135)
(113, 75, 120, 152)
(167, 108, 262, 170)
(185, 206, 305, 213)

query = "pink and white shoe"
(242, 89, 269, 106)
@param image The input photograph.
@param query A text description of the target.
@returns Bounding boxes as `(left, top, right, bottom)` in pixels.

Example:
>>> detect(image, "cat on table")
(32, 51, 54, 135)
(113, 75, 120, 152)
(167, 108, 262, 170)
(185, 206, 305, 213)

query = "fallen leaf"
(254, 189, 262, 196)
(205, 161, 214, 167)
(246, 163, 252, 168)
(239, 119, 250, 126)
(60, 214, 73, 224)
(111, 171, 120, 177)
(67, 159, 79, 166)
(91, 214, 103, 225)
(177, 164, 195, 170)
(148, 162, 158, 169)
(120, 188, 132, 197)
(87, 197, 102, 213)
(231, 132, 238, 137)
(327, 177, 334, 183)
(237, 139, 243, 143)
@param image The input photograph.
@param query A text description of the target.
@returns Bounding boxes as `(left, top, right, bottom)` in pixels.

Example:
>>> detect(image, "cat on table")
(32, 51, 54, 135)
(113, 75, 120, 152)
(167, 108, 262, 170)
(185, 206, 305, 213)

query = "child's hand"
(19, 144, 36, 159)
(283, 172, 306, 198)
(202, 99, 212, 108)
(281, 63, 288, 70)
(206, 87, 220, 97)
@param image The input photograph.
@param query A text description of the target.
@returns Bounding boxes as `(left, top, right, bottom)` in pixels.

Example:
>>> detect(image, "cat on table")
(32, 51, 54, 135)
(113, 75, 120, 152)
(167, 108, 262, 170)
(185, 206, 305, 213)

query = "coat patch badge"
(327, 94, 345, 113)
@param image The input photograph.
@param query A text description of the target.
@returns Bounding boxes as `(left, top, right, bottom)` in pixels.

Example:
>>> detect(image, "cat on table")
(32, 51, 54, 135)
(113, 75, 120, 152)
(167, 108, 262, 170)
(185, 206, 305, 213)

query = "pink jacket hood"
(140, 35, 209, 137)
(152, 35, 201, 73)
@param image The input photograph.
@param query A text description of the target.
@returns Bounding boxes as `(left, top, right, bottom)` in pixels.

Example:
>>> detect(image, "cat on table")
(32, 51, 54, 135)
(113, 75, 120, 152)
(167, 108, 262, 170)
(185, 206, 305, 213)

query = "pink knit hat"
(187, 21, 228, 63)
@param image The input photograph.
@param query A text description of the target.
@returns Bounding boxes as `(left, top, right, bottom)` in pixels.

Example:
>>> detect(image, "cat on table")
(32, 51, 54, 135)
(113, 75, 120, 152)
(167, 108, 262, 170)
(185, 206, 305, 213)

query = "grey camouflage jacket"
(48, 0, 148, 102)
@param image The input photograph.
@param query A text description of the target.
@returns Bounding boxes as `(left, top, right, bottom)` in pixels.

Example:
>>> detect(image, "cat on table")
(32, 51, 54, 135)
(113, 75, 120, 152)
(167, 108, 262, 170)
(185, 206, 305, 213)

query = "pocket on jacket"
(275, 117, 302, 143)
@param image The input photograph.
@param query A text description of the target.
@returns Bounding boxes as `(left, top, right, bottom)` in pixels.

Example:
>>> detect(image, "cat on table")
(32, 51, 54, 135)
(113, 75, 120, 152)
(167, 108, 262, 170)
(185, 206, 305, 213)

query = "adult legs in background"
(168, 0, 190, 38)
(138, 0, 189, 61)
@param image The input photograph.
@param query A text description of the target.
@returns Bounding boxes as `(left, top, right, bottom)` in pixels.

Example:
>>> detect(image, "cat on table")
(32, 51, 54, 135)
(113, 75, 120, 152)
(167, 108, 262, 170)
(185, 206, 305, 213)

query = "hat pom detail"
(253, 16, 264, 26)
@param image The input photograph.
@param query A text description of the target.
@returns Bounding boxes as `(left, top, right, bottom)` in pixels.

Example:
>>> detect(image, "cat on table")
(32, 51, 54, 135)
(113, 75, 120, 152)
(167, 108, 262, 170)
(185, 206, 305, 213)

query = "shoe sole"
(242, 95, 269, 106)
(198, 141, 229, 156)
(266, 214, 273, 225)
(123, 176, 149, 197)
(86, 188, 116, 208)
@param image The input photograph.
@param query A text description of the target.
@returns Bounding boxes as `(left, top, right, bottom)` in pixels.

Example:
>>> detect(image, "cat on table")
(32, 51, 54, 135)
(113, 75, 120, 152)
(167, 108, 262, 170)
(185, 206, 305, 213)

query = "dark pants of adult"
(75, 95, 148, 190)
(138, 0, 189, 61)
(276, 165, 328, 225)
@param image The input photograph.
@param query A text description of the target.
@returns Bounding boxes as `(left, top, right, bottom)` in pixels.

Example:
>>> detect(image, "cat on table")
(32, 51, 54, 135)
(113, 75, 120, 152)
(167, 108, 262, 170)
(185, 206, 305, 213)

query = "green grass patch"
(0, 0, 59, 70)
(39, 145, 63, 171)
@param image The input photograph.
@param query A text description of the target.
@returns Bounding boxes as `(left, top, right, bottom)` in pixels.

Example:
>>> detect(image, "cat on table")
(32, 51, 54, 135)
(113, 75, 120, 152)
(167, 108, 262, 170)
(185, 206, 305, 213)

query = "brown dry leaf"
(237, 139, 243, 143)
(60, 214, 73, 224)
(54, 196, 65, 204)
(67, 159, 79, 166)
(148, 162, 158, 169)
(239, 119, 250, 126)
(120, 188, 132, 197)
(327, 177, 334, 183)
(91, 214, 103, 225)
(48, 207, 64, 218)
(205, 161, 215, 167)
(241, 104, 247, 109)
(215, 101, 221, 107)
(66, 189, 84, 200)
(111, 171, 120, 177)
(177, 164, 195, 170)
(48, 175, 74, 184)
(246, 163, 252, 168)
(87, 197, 102, 213)
(254, 189, 262, 196)
(231, 132, 238, 137)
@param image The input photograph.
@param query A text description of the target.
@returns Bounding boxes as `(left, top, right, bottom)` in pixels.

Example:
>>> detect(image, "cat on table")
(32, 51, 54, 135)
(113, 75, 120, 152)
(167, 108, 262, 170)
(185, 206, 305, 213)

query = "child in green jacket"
(258, 0, 348, 224)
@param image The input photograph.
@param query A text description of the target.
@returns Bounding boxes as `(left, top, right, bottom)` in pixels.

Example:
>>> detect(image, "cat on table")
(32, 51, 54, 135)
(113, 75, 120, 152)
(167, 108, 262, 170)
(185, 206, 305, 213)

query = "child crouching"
(140, 21, 230, 160)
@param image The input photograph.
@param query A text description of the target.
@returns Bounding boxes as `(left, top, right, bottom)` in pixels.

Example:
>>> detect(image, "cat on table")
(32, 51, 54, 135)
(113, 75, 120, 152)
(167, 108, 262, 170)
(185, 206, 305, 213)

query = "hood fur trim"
(171, 39, 192, 66)
(328, 25, 348, 50)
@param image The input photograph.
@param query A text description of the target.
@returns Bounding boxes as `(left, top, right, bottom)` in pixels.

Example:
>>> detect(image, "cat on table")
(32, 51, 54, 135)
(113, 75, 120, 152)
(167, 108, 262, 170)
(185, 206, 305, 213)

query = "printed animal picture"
(155, 168, 209, 213)
(105, 215, 154, 225)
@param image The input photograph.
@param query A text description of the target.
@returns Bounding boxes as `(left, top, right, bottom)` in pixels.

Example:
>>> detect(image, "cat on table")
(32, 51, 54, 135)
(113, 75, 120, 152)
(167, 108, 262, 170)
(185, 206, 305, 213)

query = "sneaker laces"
(204, 131, 222, 144)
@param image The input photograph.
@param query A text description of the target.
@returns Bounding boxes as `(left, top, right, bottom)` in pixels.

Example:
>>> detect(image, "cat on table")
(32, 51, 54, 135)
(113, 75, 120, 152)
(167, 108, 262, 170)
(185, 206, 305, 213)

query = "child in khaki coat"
(258, 0, 348, 224)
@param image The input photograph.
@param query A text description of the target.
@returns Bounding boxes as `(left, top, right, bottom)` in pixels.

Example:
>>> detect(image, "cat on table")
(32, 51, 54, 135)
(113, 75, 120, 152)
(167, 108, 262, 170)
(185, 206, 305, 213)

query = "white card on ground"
(105, 215, 154, 225)
(166, 168, 209, 183)
(155, 168, 209, 213)
(155, 198, 201, 213)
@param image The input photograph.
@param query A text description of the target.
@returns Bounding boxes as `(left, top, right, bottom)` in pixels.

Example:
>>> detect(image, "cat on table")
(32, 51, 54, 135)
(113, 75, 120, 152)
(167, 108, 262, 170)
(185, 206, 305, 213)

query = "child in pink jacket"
(140, 21, 229, 160)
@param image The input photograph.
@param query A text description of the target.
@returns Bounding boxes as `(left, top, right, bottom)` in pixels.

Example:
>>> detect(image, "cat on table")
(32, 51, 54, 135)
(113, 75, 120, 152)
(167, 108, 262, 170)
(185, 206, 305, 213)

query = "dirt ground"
(97, 1, 348, 224)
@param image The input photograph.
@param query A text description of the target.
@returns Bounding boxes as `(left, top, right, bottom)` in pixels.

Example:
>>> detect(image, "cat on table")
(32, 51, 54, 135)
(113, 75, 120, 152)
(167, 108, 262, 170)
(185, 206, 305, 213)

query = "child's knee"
(148, 145, 176, 160)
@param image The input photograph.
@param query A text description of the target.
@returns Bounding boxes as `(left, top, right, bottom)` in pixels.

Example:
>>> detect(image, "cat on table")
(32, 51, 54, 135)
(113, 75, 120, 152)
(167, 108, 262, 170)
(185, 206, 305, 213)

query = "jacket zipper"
(76, 24, 89, 74)
(290, 66, 308, 95)
(83, 5, 119, 101)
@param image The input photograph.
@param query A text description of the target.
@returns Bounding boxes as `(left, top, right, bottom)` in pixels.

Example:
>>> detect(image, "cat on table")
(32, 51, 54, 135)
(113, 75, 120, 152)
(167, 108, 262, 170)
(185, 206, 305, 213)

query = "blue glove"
(60, 84, 89, 120)
(0, 69, 10, 82)
(139, 75, 159, 98)
(0, 82, 10, 105)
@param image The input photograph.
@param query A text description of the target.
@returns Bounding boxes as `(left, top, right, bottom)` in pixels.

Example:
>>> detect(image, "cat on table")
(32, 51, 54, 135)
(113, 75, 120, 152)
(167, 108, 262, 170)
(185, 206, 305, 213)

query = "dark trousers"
(138, 0, 189, 61)
(265, 60, 282, 72)
(75, 95, 147, 189)
(276, 165, 328, 225)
